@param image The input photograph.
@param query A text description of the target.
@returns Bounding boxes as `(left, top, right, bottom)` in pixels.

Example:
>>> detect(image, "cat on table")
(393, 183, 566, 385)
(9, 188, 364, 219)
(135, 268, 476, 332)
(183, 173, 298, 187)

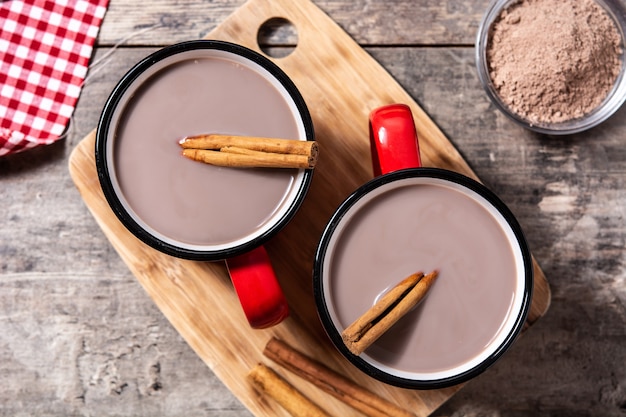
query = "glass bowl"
(475, 0, 626, 135)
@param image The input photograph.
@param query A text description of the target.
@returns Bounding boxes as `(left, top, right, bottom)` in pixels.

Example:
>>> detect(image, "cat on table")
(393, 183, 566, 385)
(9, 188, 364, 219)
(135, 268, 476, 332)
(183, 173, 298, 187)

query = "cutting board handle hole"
(257, 17, 298, 58)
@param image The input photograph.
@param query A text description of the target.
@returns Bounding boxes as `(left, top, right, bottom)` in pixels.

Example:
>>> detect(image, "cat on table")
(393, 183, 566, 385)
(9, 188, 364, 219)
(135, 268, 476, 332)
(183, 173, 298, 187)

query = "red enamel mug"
(96, 40, 314, 329)
(313, 104, 533, 389)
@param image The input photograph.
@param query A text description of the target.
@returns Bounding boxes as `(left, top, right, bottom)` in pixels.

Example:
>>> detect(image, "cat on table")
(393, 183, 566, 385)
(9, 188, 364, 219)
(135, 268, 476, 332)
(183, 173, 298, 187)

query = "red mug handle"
(226, 245, 289, 329)
(369, 104, 422, 175)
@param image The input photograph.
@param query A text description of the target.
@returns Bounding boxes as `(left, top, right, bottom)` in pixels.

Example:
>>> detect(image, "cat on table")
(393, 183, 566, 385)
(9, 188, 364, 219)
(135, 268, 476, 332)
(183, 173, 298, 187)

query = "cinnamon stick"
(342, 270, 439, 356)
(182, 148, 314, 169)
(179, 134, 318, 158)
(263, 338, 416, 417)
(221, 146, 316, 168)
(248, 363, 330, 417)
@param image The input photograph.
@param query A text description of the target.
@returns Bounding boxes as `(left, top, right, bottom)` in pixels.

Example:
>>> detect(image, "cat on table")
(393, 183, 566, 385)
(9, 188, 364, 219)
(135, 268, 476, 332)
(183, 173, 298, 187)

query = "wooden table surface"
(1, 1, 625, 416)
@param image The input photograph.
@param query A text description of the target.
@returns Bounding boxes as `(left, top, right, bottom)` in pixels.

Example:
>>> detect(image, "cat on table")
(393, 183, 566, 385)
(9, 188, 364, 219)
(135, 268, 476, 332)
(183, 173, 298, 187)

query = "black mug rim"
(313, 167, 534, 389)
(95, 40, 315, 261)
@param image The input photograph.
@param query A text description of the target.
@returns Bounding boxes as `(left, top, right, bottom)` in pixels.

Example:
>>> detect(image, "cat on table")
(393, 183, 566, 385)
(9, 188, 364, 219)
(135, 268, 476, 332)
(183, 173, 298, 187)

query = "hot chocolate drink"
(322, 176, 525, 378)
(107, 49, 307, 250)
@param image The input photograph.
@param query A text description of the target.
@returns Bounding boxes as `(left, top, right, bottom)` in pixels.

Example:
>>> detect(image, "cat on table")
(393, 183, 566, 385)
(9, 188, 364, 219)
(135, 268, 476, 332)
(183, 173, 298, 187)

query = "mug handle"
(369, 104, 422, 175)
(226, 245, 289, 329)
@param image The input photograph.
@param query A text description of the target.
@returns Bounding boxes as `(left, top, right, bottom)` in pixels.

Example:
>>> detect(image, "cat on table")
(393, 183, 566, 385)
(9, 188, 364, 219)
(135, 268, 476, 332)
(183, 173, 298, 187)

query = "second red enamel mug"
(313, 104, 533, 389)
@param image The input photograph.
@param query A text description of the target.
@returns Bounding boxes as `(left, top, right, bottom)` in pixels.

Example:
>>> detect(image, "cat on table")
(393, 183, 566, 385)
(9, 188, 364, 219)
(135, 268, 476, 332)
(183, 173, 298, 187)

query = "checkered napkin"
(0, 0, 109, 156)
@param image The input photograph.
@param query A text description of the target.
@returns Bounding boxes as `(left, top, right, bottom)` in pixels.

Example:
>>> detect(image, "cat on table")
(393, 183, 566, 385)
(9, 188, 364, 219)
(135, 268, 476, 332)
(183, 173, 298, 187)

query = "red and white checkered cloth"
(0, 0, 109, 156)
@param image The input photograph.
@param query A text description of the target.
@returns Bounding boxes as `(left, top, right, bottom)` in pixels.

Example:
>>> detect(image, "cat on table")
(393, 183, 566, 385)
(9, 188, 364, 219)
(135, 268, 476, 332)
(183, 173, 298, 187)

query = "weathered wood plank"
(0, 272, 252, 416)
(96, 0, 489, 46)
(2, 0, 626, 412)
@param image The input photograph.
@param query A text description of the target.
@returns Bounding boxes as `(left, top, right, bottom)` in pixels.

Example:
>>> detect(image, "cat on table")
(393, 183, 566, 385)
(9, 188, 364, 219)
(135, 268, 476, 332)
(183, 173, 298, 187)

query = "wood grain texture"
(3, 0, 626, 416)
(96, 0, 487, 46)
(67, 1, 549, 416)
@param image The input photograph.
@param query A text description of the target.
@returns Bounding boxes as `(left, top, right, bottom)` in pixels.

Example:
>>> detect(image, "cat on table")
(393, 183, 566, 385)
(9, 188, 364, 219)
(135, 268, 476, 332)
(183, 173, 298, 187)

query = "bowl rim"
(312, 167, 534, 389)
(475, 0, 626, 135)
(95, 40, 315, 260)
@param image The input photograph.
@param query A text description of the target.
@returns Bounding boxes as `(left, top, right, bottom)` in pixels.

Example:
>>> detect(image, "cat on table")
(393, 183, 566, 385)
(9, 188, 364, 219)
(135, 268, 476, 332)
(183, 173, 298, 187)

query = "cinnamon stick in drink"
(220, 146, 317, 168)
(179, 134, 318, 169)
(179, 133, 318, 158)
(182, 148, 314, 169)
(248, 363, 330, 417)
(264, 338, 416, 417)
(342, 270, 439, 356)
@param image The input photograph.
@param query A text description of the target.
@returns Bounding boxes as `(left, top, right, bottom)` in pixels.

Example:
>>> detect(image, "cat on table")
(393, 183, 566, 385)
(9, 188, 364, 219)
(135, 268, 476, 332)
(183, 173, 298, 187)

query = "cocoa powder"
(487, 0, 623, 125)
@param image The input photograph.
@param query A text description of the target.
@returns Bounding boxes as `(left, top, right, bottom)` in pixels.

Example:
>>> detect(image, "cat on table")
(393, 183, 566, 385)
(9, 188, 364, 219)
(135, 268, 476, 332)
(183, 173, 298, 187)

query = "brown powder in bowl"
(487, 0, 623, 125)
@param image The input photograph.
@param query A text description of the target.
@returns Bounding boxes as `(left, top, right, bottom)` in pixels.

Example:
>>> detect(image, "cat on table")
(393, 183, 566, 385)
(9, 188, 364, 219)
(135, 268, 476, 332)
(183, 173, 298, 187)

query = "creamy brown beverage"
(107, 49, 307, 251)
(322, 176, 526, 379)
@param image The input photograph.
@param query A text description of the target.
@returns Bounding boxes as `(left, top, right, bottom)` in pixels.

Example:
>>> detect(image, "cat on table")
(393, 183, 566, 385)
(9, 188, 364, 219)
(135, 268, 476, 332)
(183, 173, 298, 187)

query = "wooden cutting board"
(69, 0, 551, 415)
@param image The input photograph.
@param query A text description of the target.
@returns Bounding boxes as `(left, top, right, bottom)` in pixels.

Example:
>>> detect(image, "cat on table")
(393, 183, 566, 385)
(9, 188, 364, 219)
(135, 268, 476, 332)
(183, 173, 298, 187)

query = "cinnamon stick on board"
(342, 270, 439, 356)
(179, 134, 318, 169)
(248, 363, 331, 417)
(264, 338, 416, 417)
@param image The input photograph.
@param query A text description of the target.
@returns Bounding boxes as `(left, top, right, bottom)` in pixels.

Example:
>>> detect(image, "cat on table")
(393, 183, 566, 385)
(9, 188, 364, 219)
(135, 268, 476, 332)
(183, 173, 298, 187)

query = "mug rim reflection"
(95, 40, 314, 260)
(313, 167, 533, 389)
